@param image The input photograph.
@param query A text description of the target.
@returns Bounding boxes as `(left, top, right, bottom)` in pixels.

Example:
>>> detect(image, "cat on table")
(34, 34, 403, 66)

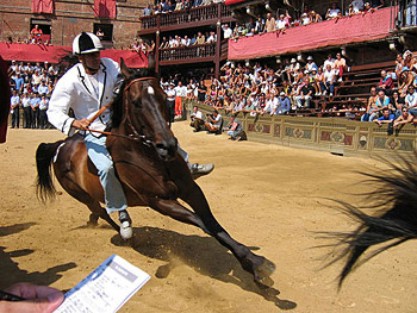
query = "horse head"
(113, 59, 178, 161)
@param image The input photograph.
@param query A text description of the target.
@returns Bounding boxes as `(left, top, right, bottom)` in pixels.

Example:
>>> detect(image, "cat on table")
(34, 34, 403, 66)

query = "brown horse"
(36, 60, 275, 287)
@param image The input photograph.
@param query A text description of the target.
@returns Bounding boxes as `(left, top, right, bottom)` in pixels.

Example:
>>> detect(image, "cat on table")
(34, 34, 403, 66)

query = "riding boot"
(118, 210, 133, 240)
(190, 163, 214, 179)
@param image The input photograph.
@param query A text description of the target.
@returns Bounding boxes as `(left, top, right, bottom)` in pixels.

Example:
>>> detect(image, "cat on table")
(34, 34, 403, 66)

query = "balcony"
(159, 43, 216, 65)
(140, 3, 233, 33)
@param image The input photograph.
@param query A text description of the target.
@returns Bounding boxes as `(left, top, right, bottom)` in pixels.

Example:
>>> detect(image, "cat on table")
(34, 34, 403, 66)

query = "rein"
(86, 76, 157, 145)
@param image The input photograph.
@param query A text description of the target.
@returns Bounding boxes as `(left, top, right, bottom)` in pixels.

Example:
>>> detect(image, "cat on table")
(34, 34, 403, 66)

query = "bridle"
(86, 76, 160, 147)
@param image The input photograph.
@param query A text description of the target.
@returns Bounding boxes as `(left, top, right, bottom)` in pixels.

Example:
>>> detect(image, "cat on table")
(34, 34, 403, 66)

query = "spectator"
(30, 92, 40, 128)
(393, 107, 414, 134)
(205, 109, 223, 133)
(264, 13, 276, 33)
(377, 70, 394, 94)
(190, 105, 205, 132)
(301, 13, 311, 26)
(227, 114, 246, 141)
(309, 10, 323, 22)
(166, 82, 176, 124)
(10, 90, 20, 128)
(275, 12, 291, 33)
(334, 52, 347, 82)
(305, 56, 318, 72)
(350, 0, 364, 13)
(406, 85, 417, 117)
(96, 28, 105, 40)
(295, 77, 314, 108)
(374, 107, 395, 135)
(222, 24, 233, 39)
(325, 2, 341, 19)
(406, 0, 417, 25)
(275, 91, 291, 114)
(323, 64, 337, 96)
(21, 92, 31, 128)
(30, 24, 43, 44)
(174, 81, 187, 118)
(38, 95, 49, 129)
(143, 4, 152, 16)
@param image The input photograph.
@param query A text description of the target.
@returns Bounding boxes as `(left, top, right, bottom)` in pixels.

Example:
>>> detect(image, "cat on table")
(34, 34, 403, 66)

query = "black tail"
(36, 141, 64, 202)
(323, 156, 417, 288)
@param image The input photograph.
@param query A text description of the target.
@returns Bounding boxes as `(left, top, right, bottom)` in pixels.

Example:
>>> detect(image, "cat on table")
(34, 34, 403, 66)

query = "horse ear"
(120, 58, 132, 79)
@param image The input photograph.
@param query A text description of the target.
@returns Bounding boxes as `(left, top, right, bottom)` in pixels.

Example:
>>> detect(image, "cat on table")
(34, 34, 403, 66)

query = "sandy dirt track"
(0, 121, 416, 313)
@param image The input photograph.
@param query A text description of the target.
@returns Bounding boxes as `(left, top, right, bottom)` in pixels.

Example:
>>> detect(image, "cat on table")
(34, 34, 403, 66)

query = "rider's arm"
(47, 77, 77, 136)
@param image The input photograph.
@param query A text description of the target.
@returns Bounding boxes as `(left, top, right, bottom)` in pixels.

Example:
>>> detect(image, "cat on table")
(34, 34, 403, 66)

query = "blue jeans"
(84, 134, 128, 214)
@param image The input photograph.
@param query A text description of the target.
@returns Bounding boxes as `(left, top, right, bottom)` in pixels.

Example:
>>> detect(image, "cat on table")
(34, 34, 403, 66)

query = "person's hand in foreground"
(0, 282, 64, 313)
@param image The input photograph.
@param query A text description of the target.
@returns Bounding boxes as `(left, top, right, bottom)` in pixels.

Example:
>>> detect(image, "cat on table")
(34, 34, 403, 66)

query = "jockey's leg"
(177, 144, 214, 178)
(84, 133, 133, 239)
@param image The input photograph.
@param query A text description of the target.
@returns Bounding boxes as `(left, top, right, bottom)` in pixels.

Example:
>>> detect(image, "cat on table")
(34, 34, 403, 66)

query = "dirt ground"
(1, 121, 416, 313)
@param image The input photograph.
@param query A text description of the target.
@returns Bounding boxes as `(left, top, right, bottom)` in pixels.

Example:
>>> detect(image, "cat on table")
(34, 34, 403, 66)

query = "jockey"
(47, 32, 214, 240)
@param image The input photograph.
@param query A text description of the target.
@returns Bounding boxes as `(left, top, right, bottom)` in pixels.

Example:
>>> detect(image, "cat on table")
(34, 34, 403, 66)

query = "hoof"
(86, 220, 98, 227)
(254, 259, 276, 287)
(119, 221, 133, 240)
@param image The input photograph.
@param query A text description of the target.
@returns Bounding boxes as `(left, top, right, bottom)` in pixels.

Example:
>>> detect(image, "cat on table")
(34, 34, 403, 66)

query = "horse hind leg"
(86, 200, 120, 232)
(59, 177, 120, 232)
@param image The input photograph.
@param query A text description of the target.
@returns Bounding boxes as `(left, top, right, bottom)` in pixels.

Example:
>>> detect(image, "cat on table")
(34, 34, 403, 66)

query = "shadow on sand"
(111, 226, 297, 310)
(0, 223, 77, 289)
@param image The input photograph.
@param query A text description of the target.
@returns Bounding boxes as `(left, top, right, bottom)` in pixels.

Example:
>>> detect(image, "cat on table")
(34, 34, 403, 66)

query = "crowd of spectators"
(143, 0, 223, 16)
(228, 1, 385, 40)
(359, 50, 417, 134)
(160, 52, 348, 119)
(7, 60, 60, 129)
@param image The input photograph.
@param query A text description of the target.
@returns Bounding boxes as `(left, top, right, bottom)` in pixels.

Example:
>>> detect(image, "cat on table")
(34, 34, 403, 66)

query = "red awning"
(228, 7, 395, 60)
(0, 43, 149, 68)
(225, 0, 248, 5)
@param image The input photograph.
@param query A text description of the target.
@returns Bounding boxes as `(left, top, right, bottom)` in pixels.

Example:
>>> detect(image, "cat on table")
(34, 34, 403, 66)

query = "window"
(30, 18, 52, 43)
(93, 23, 113, 42)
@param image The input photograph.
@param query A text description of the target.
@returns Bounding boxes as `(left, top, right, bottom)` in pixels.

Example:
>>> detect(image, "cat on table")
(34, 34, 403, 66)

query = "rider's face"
(80, 52, 101, 73)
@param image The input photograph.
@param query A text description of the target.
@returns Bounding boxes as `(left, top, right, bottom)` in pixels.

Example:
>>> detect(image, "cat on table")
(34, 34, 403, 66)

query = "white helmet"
(72, 32, 103, 55)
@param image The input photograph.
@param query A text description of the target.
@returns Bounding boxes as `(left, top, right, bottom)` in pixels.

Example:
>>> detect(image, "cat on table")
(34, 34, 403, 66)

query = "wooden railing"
(159, 43, 216, 62)
(141, 3, 232, 30)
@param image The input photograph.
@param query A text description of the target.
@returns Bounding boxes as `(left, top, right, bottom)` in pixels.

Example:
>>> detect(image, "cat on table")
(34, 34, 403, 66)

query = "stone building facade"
(0, 0, 147, 48)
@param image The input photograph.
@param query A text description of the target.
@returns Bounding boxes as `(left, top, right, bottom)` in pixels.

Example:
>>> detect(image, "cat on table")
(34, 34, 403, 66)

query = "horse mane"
(321, 155, 417, 288)
(111, 68, 156, 128)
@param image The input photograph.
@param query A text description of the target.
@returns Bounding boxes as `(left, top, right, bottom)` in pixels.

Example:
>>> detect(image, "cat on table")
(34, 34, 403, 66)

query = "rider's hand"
(72, 118, 91, 130)
(0, 283, 64, 313)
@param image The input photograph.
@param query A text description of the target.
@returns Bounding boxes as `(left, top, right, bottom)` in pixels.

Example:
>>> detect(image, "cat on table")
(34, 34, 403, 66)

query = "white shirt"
(351, 0, 364, 12)
(166, 88, 176, 101)
(22, 96, 31, 108)
(174, 86, 187, 97)
(10, 95, 20, 107)
(324, 69, 337, 82)
(405, 92, 417, 107)
(222, 27, 232, 39)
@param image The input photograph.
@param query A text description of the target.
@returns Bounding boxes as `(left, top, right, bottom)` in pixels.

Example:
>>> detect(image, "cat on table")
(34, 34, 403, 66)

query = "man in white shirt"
(323, 64, 337, 96)
(221, 24, 232, 39)
(190, 105, 205, 132)
(21, 92, 31, 128)
(38, 95, 49, 129)
(10, 90, 20, 128)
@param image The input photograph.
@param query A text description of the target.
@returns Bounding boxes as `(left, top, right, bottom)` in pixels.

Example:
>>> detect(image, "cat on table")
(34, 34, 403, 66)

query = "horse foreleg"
(181, 183, 276, 286)
(148, 198, 209, 233)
